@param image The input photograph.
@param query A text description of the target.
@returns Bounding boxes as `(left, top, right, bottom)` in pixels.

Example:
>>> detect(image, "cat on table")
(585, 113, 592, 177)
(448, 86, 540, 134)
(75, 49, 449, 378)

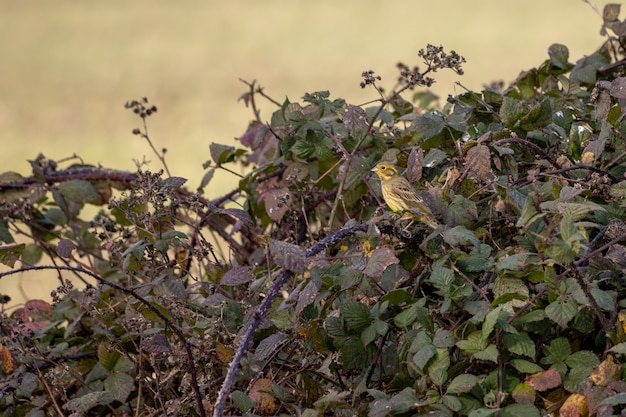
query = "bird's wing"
(393, 180, 424, 206)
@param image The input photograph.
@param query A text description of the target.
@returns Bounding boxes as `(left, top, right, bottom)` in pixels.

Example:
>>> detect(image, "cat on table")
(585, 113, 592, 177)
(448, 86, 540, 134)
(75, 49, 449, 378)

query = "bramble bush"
(4, 4, 626, 417)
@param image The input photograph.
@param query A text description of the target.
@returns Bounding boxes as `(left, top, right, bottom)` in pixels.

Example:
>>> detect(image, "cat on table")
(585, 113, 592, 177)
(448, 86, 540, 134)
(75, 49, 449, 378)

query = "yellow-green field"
(0, 0, 617, 306)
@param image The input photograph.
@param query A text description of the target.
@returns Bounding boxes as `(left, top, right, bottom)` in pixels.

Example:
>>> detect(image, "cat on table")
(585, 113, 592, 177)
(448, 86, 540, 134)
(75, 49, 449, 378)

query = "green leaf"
(209, 142, 236, 165)
(412, 343, 437, 370)
(610, 342, 626, 355)
(545, 296, 577, 327)
(427, 348, 450, 386)
(600, 392, 626, 406)
(412, 111, 445, 141)
(510, 359, 544, 374)
(0, 219, 15, 243)
(58, 179, 100, 204)
(457, 243, 493, 272)
(565, 350, 599, 370)
(499, 403, 541, 417)
(570, 49, 610, 85)
(104, 372, 134, 402)
(442, 225, 479, 247)
(456, 330, 486, 353)
(422, 148, 448, 168)
(63, 391, 115, 413)
(361, 323, 378, 346)
(548, 43, 569, 69)
(473, 344, 498, 363)
(291, 140, 316, 159)
(500, 97, 525, 129)
(341, 301, 371, 332)
(21, 243, 43, 265)
(503, 332, 535, 358)
(447, 374, 478, 394)
(231, 390, 255, 412)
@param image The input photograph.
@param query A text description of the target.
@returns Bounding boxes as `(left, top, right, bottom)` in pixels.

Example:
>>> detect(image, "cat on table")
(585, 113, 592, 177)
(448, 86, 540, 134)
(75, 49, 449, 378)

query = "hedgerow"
(3, 4, 626, 417)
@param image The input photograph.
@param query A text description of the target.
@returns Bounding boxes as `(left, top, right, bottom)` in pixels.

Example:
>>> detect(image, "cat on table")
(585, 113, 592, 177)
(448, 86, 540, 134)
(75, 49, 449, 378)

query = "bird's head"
(371, 163, 399, 181)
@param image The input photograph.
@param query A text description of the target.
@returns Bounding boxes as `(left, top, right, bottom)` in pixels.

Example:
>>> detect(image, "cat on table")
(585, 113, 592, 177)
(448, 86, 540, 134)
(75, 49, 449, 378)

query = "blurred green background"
(0, 0, 616, 305)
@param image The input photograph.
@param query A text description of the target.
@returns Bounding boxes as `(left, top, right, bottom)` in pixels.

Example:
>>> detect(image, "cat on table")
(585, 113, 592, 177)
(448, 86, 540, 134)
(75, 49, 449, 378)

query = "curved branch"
(212, 222, 369, 417)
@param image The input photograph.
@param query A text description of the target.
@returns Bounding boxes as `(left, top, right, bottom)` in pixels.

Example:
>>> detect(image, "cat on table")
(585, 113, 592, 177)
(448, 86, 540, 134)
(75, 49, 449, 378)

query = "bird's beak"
(371, 167, 378, 173)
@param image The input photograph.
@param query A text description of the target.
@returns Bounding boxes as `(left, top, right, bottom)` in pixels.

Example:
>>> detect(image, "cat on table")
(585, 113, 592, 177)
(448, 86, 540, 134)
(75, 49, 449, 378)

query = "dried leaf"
(0, 243, 25, 267)
(559, 393, 588, 417)
(141, 334, 171, 354)
(269, 239, 307, 273)
(466, 144, 490, 180)
(527, 367, 561, 391)
(344, 105, 368, 137)
(216, 342, 234, 363)
(263, 187, 291, 221)
(590, 355, 621, 386)
(0, 344, 15, 374)
(363, 246, 399, 278)
(57, 238, 76, 259)
(221, 266, 255, 286)
(405, 147, 423, 183)
(249, 378, 278, 416)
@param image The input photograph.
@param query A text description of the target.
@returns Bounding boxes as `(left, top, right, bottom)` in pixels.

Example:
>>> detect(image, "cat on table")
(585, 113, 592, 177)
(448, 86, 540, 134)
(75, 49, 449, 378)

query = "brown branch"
(0, 167, 138, 191)
(212, 222, 369, 417)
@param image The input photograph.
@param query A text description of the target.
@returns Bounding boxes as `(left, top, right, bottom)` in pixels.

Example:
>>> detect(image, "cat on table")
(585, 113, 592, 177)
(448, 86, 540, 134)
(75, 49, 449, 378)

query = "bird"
(371, 162, 438, 230)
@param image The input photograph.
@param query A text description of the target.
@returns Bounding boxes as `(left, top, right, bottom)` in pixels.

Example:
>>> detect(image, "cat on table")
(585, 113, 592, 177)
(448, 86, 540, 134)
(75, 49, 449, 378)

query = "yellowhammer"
(371, 162, 438, 229)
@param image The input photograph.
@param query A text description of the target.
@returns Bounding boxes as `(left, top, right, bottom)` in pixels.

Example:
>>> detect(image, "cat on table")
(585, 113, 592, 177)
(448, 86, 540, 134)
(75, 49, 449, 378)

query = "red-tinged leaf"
(57, 238, 76, 259)
(610, 77, 626, 99)
(406, 147, 423, 183)
(141, 334, 171, 354)
(269, 239, 307, 273)
(263, 187, 291, 221)
(526, 367, 561, 391)
(344, 105, 368, 137)
(24, 299, 52, 320)
(363, 246, 399, 278)
(466, 144, 491, 180)
(512, 382, 536, 404)
(221, 266, 255, 286)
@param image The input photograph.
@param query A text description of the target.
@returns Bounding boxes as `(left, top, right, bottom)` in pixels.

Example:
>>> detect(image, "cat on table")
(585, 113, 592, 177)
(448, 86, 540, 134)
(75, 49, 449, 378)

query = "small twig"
(493, 138, 562, 171)
(451, 264, 491, 304)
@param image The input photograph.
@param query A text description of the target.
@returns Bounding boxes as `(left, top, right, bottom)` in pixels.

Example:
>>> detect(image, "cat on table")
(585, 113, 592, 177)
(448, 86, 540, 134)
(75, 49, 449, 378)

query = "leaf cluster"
(3, 6, 626, 417)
